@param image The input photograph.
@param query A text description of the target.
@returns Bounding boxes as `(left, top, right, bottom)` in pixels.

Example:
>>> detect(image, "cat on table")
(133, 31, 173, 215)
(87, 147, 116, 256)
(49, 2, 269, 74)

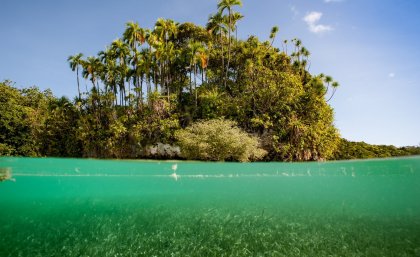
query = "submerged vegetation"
(0, 0, 418, 161)
(2, 202, 419, 257)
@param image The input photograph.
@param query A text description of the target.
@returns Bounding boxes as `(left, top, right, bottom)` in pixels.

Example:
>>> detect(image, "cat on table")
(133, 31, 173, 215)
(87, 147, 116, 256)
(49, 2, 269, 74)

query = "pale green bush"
(175, 119, 267, 162)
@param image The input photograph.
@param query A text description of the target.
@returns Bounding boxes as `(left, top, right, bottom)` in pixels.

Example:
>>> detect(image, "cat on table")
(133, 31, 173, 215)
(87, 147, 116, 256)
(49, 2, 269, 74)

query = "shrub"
(175, 119, 266, 162)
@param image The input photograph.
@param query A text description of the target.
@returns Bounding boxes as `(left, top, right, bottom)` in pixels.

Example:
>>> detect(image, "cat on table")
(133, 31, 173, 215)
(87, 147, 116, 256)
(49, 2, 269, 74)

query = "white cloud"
(388, 73, 395, 78)
(303, 12, 333, 34)
(304, 12, 322, 24)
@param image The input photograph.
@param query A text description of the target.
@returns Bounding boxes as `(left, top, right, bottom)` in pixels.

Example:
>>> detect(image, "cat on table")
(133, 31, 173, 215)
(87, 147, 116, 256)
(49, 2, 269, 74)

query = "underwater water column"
(0, 157, 419, 256)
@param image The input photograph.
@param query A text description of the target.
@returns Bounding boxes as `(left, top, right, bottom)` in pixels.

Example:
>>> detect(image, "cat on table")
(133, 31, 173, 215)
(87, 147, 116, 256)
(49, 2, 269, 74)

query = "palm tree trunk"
(189, 68, 193, 94)
(76, 67, 81, 99)
(160, 62, 164, 94)
(146, 74, 151, 98)
(225, 9, 232, 88)
(327, 88, 336, 102)
(139, 76, 143, 109)
(167, 63, 170, 104)
(96, 79, 100, 93)
(194, 64, 197, 107)
(221, 32, 225, 88)
(154, 69, 158, 92)
(128, 80, 131, 106)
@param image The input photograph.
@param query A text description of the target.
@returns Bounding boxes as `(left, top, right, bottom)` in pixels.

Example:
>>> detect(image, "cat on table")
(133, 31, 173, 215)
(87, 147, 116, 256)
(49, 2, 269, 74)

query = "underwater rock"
(0, 168, 12, 182)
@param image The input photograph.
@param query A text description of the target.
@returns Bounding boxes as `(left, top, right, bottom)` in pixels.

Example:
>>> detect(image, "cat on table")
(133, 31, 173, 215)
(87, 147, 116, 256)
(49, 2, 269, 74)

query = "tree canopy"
(1, 1, 418, 161)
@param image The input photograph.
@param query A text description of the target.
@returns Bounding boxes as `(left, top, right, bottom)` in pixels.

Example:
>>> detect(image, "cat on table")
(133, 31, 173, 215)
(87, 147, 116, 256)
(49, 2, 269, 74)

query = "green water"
(1, 157, 419, 257)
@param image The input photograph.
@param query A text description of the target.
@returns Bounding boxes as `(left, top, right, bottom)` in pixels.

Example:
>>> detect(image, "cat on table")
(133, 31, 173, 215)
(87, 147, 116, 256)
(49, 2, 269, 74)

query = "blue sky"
(1, 0, 419, 146)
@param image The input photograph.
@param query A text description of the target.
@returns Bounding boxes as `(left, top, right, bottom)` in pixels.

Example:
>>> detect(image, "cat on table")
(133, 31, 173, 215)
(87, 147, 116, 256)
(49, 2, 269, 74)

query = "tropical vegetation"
(175, 119, 267, 162)
(332, 139, 420, 160)
(0, 0, 418, 161)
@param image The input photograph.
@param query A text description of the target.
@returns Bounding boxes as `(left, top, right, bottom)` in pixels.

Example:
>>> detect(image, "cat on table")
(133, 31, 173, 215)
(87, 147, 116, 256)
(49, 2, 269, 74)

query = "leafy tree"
(0, 81, 28, 155)
(67, 53, 84, 99)
(0, 81, 52, 156)
(40, 96, 82, 157)
(176, 119, 266, 162)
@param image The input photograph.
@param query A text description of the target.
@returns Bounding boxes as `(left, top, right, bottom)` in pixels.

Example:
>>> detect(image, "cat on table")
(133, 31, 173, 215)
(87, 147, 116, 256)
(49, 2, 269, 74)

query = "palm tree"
(111, 39, 130, 105)
(82, 56, 101, 93)
(98, 47, 119, 103)
(207, 12, 228, 84)
(154, 18, 178, 96)
(154, 39, 165, 93)
(155, 18, 178, 44)
(145, 29, 159, 93)
(197, 48, 209, 84)
(140, 48, 153, 97)
(124, 22, 146, 106)
(217, 0, 242, 88)
(282, 39, 288, 54)
(123, 21, 146, 51)
(207, 12, 226, 36)
(163, 41, 178, 102)
(291, 38, 302, 62)
(269, 26, 279, 47)
(322, 75, 333, 98)
(231, 12, 244, 41)
(327, 81, 339, 102)
(187, 41, 205, 106)
(104, 61, 119, 106)
(300, 47, 310, 70)
(325, 75, 333, 87)
(67, 53, 84, 99)
(128, 51, 144, 107)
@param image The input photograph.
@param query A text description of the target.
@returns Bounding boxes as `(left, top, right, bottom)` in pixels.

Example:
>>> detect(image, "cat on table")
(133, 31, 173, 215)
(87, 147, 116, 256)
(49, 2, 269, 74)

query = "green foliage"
(197, 87, 226, 119)
(0, 81, 50, 156)
(0, 81, 26, 156)
(3, 1, 415, 161)
(0, 144, 14, 156)
(175, 119, 266, 162)
(40, 97, 82, 157)
(59, 1, 345, 161)
(333, 139, 420, 160)
(0, 81, 82, 157)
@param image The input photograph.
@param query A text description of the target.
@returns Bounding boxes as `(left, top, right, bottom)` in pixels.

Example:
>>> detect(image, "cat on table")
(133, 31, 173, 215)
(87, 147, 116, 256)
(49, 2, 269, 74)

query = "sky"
(1, 0, 419, 147)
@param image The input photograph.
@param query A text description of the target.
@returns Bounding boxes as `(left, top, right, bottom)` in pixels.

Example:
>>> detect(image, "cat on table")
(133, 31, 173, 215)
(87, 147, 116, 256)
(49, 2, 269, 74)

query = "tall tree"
(187, 41, 205, 106)
(99, 48, 119, 103)
(111, 39, 130, 105)
(81, 56, 101, 93)
(124, 22, 146, 105)
(123, 22, 146, 51)
(323, 75, 333, 96)
(154, 18, 178, 95)
(327, 81, 339, 102)
(217, 0, 242, 88)
(67, 53, 84, 99)
(269, 26, 279, 47)
(207, 12, 228, 85)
